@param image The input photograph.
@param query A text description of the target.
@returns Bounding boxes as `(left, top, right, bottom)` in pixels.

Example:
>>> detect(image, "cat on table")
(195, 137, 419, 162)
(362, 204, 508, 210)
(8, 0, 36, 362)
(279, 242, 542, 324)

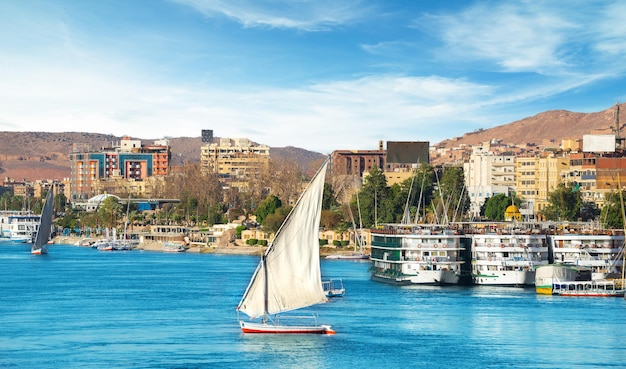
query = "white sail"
(238, 160, 329, 319)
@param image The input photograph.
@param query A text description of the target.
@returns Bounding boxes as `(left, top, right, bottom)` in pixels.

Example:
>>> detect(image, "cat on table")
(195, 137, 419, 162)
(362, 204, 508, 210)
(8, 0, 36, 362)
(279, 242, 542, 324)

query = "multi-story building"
(565, 152, 626, 208)
(69, 137, 171, 200)
(200, 138, 270, 192)
(463, 145, 515, 217)
(534, 155, 570, 217)
(331, 149, 386, 177)
(515, 156, 539, 220)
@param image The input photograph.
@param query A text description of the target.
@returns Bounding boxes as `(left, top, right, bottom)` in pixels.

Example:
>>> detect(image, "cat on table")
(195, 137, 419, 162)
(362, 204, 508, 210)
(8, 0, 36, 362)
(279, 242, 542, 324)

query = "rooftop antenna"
(615, 102, 622, 150)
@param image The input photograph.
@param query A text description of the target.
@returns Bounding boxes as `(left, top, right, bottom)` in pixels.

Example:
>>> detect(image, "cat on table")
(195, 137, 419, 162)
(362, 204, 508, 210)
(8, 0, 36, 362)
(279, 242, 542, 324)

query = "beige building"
(515, 156, 539, 220)
(515, 155, 570, 219)
(463, 146, 516, 217)
(200, 138, 270, 192)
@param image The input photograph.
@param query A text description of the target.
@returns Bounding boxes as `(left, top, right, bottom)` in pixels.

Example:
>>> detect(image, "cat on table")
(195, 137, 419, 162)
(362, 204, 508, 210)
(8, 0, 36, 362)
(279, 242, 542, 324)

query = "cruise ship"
(0, 211, 40, 243)
(471, 229, 549, 287)
(547, 231, 624, 280)
(370, 225, 469, 285)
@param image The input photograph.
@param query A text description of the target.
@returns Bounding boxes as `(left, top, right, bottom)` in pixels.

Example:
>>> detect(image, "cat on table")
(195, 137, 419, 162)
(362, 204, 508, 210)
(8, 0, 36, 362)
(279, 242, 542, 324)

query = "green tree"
(600, 190, 625, 229)
(322, 182, 338, 210)
(580, 201, 600, 222)
(483, 193, 520, 221)
(56, 213, 79, 229)
(98, 196, 122, 229)
(255, 194, 282, 225)
(320, 209, 343, 229)
(54, 192, 67, 213)
(355, 166, 389, 228)
(263, 206, 291, 233)
(433, 166, 470, 223)
(398, 163, 435, 223)
(542, 183, 582, 221)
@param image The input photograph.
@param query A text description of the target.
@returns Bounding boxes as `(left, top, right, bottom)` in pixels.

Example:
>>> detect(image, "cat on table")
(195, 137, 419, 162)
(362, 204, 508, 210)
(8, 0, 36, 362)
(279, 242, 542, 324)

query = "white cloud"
(594, 2, 626, 57)
(171, 0, 368, 31)
(418, 2, 576, 74)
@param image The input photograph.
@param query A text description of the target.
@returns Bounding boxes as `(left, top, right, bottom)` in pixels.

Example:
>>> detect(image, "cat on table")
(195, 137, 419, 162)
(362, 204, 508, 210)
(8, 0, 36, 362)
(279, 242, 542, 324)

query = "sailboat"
(237, 159, 335, 334)
(31, 188, 54, 255)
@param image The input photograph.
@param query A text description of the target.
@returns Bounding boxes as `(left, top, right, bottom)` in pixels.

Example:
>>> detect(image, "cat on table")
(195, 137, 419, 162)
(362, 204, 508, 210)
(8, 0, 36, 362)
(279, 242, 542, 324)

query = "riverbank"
(54, 235, 267, 256)
(53, 235, 366, 257)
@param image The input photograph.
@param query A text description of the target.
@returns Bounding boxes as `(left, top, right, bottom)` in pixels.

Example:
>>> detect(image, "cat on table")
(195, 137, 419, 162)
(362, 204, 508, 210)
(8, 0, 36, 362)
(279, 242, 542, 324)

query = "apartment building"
(463, 145, 515, 217)
(534, 155, 570, 217)
(200, 138, 270, 192)
(69, 137, 171, 200)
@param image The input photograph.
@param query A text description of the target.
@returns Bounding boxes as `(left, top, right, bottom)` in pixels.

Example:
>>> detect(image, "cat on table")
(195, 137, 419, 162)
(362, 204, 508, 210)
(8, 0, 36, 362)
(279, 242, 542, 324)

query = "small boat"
(322, 279, 345, 297)
(163, 242, 186, 252)
(534, 264, 593, 295)
(326, 253, 369, 260)
(552, 279, 626, 297)
(31, 188, 54, 255)
(237, 159, 335, 335)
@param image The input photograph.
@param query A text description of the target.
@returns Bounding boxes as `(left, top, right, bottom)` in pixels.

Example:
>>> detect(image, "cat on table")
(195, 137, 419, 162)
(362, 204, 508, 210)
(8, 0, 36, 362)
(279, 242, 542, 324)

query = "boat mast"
(618, 174, 626, 281)
(262, 254, 268, 323)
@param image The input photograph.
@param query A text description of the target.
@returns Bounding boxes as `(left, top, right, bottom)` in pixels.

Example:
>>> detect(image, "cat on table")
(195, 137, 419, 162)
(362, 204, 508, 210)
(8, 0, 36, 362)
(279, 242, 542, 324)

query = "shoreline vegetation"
(52, 235, 363, 257)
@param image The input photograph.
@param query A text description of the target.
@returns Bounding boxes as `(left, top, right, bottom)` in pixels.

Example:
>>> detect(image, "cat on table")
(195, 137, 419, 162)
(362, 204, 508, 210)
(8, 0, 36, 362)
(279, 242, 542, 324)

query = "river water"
(0, 244, 624, 368)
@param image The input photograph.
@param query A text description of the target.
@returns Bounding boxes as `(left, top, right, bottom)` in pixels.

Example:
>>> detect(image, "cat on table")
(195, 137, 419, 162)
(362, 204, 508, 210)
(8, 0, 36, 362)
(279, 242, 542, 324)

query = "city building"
(536, 155, 570, 215)
(200, 137, 270, 192)
(463, 145, 515, 217)
(331, 149, 386, 178)
(69, 137, 171, 200)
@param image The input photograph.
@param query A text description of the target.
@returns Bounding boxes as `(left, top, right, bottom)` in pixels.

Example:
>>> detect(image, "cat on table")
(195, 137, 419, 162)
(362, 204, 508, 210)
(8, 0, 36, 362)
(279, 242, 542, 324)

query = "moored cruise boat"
(534, 264, 592, 295)
(0, 211, 40, 243)
(370, 225, 469, 285)
(547, 231, 624, 280)
(471, 230, 549, 287)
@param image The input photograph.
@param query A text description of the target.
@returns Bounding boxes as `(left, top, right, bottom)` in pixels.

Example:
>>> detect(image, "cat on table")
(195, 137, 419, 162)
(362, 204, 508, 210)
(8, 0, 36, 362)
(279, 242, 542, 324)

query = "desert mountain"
(0, 103, 622, 181)
(437, 103, 623, 148)
(0, 132, 325, 181)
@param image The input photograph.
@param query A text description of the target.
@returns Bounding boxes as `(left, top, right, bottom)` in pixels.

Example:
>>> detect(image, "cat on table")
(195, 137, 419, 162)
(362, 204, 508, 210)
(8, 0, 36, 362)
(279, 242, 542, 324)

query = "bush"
(332, 240, 341, 247)
(246, 238, 258, 245)
(236, 225, 247, 239)
(258, 239, 268, 246)
(319, 239, 328, 246)
(340, 240, 349, 246)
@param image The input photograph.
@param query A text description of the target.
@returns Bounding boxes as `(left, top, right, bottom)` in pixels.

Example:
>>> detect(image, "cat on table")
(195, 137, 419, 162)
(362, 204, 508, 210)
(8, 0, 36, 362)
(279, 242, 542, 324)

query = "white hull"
(325, 253, 369, 260)
(548, 233, 623, 279)
(30, 246, 48, 255)
(239, 320, 335, 334)
(473, 270, 535, 286)
(552, 279, 625, 297)
(471, 232, 549, 287)
(370, 226, 466, 286)
(372, 269, 459, 285)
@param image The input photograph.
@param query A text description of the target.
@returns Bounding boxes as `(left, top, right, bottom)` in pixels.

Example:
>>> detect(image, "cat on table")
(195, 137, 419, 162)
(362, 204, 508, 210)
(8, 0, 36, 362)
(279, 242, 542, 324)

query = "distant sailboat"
(31, 188, 54, 255)
(237, 159, 335, 334)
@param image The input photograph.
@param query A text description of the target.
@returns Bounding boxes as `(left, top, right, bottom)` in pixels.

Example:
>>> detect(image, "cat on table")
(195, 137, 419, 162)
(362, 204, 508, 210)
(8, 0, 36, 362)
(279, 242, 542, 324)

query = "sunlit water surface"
(1, 244, 625, 368)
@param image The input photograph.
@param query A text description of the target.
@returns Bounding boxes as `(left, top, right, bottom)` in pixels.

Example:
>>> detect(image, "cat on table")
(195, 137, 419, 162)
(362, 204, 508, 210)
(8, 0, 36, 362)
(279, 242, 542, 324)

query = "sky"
(1, 0, 626, 154)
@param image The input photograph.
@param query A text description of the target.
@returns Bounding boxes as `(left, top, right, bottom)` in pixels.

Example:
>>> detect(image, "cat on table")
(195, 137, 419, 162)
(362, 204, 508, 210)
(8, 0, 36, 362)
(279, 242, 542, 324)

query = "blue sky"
(1, 0, 626, 154)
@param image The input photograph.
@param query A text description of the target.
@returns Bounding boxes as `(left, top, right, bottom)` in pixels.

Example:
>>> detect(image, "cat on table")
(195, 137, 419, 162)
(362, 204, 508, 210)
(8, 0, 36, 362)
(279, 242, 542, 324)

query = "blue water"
(1, 244, 625, 368)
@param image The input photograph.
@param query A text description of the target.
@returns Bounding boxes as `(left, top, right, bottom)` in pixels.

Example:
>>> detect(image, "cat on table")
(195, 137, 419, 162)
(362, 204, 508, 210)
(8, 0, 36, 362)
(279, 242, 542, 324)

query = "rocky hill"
(0, 103, 622, 181)
(0, 132, 325, 181)
(437, 103, 624, 148)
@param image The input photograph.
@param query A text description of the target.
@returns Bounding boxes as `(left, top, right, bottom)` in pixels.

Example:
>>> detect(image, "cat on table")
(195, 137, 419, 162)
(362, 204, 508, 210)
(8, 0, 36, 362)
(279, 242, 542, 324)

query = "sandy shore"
(54, 235, 364, 258)
(54, 235, 267, 256)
